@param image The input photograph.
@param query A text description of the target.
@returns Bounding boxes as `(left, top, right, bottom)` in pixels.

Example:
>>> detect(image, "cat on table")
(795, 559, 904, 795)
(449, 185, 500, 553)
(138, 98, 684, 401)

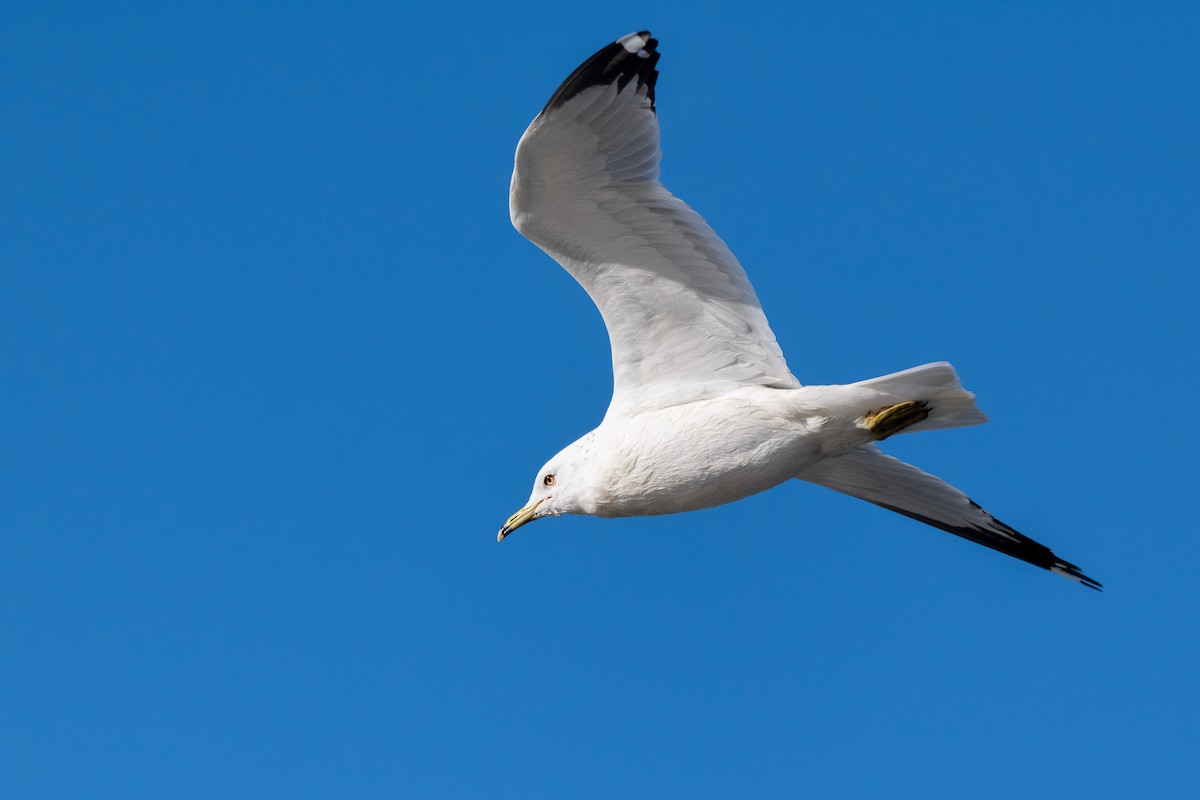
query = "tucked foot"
(863, 400, 930, 440)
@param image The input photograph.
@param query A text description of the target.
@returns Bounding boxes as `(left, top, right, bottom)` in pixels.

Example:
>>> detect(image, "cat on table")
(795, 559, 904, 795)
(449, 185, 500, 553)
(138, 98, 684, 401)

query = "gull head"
(498, 438, 596, 541)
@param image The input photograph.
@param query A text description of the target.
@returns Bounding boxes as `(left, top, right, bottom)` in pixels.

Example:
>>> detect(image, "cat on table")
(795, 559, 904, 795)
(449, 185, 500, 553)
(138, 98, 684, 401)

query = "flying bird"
(500, 31, 1099, 589)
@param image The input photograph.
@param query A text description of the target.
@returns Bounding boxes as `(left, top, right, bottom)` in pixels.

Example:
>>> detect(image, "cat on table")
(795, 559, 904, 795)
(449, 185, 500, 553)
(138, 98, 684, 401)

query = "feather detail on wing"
(798, 444, 1101, 589)
(510, 32, 800, 413)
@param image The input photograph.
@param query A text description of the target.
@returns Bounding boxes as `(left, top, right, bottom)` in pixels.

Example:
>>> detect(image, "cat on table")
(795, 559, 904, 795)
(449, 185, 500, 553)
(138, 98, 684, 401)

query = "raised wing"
(510, 32, 800, 413)
(798, 444, 1101, 589)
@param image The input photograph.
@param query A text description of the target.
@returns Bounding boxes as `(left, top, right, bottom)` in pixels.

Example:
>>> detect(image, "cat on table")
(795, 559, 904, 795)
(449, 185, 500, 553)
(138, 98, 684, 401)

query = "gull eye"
(543, 474, 556, 487)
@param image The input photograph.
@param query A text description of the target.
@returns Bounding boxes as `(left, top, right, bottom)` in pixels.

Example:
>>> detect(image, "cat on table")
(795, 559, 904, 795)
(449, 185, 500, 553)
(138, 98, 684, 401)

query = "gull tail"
(797, 445, 1100, 589)
(852, 362, 988, 433)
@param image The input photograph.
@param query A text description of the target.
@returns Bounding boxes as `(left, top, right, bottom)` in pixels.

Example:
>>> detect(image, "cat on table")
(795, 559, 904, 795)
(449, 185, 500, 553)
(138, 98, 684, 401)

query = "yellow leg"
(863, 400, 930, 440)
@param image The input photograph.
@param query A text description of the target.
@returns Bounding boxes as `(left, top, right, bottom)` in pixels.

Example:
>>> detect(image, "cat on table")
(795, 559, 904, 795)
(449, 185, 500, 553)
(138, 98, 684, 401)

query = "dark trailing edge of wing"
(874, 500, 1103, 590)
(541, 31, 660, 115)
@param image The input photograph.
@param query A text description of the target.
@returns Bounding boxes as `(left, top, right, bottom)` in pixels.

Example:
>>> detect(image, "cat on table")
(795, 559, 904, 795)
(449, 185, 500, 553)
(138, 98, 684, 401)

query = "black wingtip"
(1054, 560, 1103, 591)
(875, 501, 1102, 591)
(541, 31, 660, 115)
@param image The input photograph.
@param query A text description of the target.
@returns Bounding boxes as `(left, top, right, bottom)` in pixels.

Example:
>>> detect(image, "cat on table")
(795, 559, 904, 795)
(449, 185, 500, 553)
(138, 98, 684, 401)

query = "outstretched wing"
(798, 444, 1101, 589)
(510, 32, 800, 413)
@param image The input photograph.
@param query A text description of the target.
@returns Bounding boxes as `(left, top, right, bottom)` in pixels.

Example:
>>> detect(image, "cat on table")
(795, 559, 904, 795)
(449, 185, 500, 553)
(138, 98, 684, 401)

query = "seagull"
(499, 31, 1099, 589)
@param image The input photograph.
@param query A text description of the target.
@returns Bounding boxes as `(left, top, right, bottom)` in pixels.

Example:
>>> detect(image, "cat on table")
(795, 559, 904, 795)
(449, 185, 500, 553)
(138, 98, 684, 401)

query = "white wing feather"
(798, 444, 1100, 588)
(510, 33, 800, 413)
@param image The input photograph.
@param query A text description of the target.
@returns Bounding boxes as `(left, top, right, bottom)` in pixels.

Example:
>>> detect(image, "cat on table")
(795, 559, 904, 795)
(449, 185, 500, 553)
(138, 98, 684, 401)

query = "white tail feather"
(852, 362, 988, 433)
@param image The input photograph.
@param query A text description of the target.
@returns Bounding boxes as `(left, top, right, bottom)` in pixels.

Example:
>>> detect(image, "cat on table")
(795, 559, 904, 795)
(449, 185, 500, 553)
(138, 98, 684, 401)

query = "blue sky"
(2, 2, 1198, 797)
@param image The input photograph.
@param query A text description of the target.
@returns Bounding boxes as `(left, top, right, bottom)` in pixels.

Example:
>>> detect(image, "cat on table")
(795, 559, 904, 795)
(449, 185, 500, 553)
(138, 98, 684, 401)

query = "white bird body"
(499, 31, 1099, 589)
(553, 388, 834, 518)
(526, 364, 986, 518)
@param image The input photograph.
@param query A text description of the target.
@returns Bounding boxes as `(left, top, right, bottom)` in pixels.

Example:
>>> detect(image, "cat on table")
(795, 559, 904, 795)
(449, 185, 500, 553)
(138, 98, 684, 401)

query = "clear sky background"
(3, 2, 1198, 798)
